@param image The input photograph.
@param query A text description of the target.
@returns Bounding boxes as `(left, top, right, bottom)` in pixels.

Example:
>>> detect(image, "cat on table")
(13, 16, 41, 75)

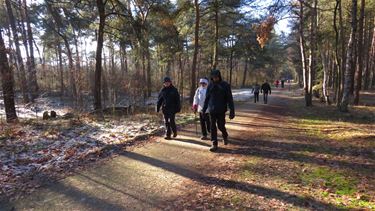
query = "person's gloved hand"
(229, 111, 235, 120)
(192, 104, 198, 112)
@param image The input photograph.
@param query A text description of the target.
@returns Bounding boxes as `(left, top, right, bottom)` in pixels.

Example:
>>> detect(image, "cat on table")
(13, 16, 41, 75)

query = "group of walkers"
(251, 81, 272, 104)
(156, 69, 276, 152)
(156, 69, 234, 152)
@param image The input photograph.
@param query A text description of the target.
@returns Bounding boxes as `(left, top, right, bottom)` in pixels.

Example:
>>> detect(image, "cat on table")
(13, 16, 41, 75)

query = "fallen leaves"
(0, 117, 162, 200)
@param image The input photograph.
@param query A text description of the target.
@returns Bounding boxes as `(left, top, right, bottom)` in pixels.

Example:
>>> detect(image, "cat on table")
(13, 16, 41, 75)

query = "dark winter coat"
(252, 84, 261, 93)
(203, 75, 235, 115)
(261, 82, 272, 94)
(157, 85, 181, 115)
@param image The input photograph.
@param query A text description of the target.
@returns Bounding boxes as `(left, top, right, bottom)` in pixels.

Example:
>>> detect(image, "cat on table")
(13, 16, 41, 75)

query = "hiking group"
(156, 69, 235, 152)
(252, 81, 272, 104)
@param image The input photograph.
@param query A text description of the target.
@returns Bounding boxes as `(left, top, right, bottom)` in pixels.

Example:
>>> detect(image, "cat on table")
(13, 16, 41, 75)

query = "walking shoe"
(164, 136, 172, 140)
(173, 133, 177, 138)
(223, 136, 229, 145)
(201, 136, 210, 140)
(209, 143, 218, 152)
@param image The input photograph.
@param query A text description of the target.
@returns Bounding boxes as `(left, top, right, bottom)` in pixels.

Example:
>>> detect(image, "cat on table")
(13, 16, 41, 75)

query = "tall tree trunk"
(145, 39, 152, 97)
(242, 58, 248, 88)
(23, 0, 38, 100)
(298, 0, 309, 106)
(5, 0, 29, 103)
(363, 18, 372, 90)
(353, 0, 365, 105)
(178, 53, 184, 102)
(94, 0, 106, 111)
(333, 0, 340, 103)
(321, 50, 331, 105)
(338, 0, 346, 105)
(46, 2, 77, 99)
(190, 0, 199, 103)
(370, 18, 375, 88)
(73, 29, 82, 106)
(212, 0, 219, 70)
(0, 30, 18, 123)
(307, 0, 318, 107)
(229, 48, 233, 85)
(340, 0, 357, 112)
(57, 42, 64, 96)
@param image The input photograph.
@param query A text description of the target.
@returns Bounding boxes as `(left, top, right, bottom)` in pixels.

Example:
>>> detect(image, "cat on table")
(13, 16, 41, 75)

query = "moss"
(301, 167, 357, 196)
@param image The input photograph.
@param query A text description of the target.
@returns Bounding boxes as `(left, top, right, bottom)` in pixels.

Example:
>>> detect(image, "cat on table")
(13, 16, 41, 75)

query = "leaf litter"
(0, 115, 164, 201)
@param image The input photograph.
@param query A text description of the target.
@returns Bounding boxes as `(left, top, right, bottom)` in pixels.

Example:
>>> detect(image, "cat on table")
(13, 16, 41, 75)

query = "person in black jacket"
(156, 77, 181, 140)
(261, 80, 272, 104)
(202, 70, 235, 152)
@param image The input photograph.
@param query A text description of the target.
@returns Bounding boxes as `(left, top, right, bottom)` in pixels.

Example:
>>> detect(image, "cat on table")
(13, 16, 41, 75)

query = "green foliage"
(301, 167, 357, 196)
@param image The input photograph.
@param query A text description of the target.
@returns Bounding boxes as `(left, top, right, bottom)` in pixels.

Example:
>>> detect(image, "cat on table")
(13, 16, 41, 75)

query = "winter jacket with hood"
(157, 85, 181, 115)
(202, 70, 235, 116)
(261, 82, 272, 94)
(193, 86, 208, 113)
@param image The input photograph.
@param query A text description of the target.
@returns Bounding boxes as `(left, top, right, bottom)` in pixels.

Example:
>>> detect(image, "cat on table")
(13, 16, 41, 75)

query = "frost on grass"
(0, 115, 163, 200)
(0, 95, 73, 119)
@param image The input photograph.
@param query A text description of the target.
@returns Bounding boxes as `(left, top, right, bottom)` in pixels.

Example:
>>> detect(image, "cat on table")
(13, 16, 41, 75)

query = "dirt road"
(2, 90, 373, 210)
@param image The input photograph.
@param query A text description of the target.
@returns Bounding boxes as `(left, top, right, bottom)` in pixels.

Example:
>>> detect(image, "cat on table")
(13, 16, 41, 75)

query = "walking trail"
(2, 90, 374, 210)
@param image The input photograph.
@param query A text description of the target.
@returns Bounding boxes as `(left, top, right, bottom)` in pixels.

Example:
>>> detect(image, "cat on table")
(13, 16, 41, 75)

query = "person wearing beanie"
(156, 77, 181, 140)
(202, 70, 235, 152)
(192, 77, 210, 140)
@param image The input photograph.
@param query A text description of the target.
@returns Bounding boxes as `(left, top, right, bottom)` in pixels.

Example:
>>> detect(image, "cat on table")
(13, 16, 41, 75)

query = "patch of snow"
(232, 89, 253, 102)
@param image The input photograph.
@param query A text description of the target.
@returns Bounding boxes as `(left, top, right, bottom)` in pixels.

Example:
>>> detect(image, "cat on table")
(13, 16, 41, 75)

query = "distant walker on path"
(156, 77, 181, 140)
(261, 80, 272, 104)
(252, 83, 261, 103)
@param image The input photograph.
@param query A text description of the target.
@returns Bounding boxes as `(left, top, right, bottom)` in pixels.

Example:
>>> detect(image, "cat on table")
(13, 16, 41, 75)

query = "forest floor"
(1, 88, 375, 210)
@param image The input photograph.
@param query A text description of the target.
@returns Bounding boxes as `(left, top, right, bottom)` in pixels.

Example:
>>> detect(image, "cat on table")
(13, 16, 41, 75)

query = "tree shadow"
(225, 135, 375, 160)
(217, 145, 374, 174)
(228, 121, 308, 132)
(2, 180, 126, 211)
(173, 137, 211, 147)
(75, 172, 164, 208)
(276, 94, 375, 125)
(120, 151, 341, 210)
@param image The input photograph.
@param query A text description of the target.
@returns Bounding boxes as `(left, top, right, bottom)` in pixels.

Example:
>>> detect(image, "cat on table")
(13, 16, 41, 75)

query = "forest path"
(2, 89, 373, 210)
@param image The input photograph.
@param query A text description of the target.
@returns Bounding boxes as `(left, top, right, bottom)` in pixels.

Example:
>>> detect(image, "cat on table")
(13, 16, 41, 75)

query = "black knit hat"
(210, 69, 221, 77)
(163, 76, 172, 83)
(210, 69, 222, 81)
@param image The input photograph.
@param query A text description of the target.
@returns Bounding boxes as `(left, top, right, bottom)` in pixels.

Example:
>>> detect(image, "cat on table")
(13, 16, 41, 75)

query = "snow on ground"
(232, 89, 253, 102)
(0, 96, 73, 120)
(0, 116, 163, 199)
(144, 88, 253, 106)
(0, 88, 252, 120)
(0, 88, 251, 199)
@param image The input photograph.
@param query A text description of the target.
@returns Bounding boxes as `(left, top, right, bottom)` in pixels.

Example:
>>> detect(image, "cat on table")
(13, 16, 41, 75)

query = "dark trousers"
(263, 93, 269, 104)
(254, 92, 259, 103)
(209, 112, 228, 144)
(164, 113, 176, 137)
(199, 112, 210, 136)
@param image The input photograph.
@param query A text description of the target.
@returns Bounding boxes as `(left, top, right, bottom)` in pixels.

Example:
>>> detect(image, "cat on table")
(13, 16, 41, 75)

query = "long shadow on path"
(120, 151, 341, 210)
